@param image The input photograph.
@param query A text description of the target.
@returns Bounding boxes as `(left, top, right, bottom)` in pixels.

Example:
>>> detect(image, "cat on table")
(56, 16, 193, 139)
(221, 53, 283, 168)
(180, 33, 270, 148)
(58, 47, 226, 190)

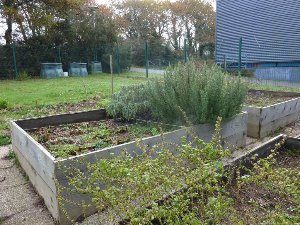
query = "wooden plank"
(224, 135, 285, 168)
(13, 145, 59, 222)
(223, 130, 247, 150)
(11, 122, 56, 193)
(244, 106, 261, 138)
(260, 98, 300, 125)
(260, 112, 299, 138)
(56, 182, 98, 225)
(15, 109, 106, 130)
(247, 123, 260, 138)
(187, 112, 247, 148)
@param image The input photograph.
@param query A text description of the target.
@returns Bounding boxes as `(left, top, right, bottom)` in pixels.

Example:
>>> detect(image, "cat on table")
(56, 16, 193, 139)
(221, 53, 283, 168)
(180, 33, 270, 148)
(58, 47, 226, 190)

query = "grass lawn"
(0, 72, 160, 146)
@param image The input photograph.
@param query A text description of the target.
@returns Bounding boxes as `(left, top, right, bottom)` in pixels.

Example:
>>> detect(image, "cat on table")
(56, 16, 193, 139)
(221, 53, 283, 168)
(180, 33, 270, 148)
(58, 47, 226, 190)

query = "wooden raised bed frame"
(245, 90, 300, 138)
(10, 109, 247, 224)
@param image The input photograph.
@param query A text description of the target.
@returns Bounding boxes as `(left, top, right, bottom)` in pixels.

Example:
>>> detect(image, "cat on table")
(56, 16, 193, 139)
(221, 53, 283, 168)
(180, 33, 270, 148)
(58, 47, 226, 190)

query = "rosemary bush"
(107, 84, 151, 120)
(107, 62, 248, 125)
(148, 62, 248, 124)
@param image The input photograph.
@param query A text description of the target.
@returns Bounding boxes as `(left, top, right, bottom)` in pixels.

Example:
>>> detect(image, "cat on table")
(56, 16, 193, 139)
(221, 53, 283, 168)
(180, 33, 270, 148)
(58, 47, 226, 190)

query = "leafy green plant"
(7, 150, 16, 160)
(107, 84, 151, 120)
(0, 135, 10, 146)
(0, 99, 8, 110)
(57, 118, 239, 224)
(233, 142, 300, 224)
(16, 71, 31, 81)
(148, 62, 248, 124)
(107, 62, 248, 125)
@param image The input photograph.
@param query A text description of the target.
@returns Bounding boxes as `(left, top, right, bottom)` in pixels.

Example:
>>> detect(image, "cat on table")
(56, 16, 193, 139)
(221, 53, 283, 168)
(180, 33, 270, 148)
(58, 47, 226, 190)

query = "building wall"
(216, 0, 300, 67)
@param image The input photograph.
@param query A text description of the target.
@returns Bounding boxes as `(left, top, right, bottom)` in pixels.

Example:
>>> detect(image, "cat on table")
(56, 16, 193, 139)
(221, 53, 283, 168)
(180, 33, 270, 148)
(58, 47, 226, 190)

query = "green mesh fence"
(0, 40, 215, 79)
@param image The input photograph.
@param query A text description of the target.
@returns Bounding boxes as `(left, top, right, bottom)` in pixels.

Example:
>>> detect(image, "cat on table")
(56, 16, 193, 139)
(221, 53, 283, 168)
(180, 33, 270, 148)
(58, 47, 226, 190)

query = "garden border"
(10, 109, 247, 224)
(245, 90, 300, 138)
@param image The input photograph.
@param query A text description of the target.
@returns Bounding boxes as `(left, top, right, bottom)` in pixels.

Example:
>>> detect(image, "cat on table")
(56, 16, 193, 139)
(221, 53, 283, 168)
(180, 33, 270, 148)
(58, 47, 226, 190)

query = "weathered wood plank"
(224, 135, 285, 168)
(13, 145, 59, 221)
(185, 112, 247, 146)
(260, 98, 300, 125)
(11, 122, 56, 193)
(15, 109, 106, 130)
(260, 112, 299, 138)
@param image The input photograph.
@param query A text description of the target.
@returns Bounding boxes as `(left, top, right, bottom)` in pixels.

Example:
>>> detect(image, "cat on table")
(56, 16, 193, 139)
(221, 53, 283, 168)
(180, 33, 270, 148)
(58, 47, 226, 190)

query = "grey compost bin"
(91, 61, 102, 74)
(41, 63, 64, 79)
(69, 63, 88, 77)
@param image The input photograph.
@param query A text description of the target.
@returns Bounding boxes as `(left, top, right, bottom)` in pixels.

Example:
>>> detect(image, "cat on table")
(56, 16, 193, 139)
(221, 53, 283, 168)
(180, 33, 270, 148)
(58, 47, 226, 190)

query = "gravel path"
(0, 146, 55, 225)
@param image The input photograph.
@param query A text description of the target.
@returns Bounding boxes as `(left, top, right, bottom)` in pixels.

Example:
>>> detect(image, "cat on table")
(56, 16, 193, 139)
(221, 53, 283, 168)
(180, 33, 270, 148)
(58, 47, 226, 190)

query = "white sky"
(95, 0, 216, 8)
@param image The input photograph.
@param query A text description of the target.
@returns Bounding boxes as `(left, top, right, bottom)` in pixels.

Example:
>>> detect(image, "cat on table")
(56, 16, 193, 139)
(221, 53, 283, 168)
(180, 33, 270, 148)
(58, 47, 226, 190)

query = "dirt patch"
(28, 120, 177, 159)
(245, 90, 299, 107)
(228, 149, 300, 224)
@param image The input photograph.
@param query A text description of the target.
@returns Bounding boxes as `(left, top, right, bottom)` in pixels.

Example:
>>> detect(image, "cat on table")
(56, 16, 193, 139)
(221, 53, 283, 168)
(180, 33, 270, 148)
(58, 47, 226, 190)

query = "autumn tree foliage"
(0, 0, 215, 76)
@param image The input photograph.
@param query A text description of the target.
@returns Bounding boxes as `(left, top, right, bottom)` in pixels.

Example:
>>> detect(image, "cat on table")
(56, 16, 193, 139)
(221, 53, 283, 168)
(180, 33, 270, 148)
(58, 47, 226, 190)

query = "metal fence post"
(238, 37, 243, 72)
(58, 45, 62, 63)
(12, 43, 18, 78)
(223, 54, 227, 71)
(94, 47, 98, 62)
(145, 41, 149, 78)
(184, 39, 188, 63)
(117, 44, 120, 75)
(110, 55, 114, 95)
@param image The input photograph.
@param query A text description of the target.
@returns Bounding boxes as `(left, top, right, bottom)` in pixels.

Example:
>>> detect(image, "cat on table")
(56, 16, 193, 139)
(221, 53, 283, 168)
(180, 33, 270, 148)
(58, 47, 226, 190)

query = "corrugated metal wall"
(216, 0, 300, 66)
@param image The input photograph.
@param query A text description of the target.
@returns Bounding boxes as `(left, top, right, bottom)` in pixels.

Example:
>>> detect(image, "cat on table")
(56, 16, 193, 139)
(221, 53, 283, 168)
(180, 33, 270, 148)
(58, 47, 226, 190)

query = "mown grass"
(0, 72, 160, 146)
(0, 72, 159, 106)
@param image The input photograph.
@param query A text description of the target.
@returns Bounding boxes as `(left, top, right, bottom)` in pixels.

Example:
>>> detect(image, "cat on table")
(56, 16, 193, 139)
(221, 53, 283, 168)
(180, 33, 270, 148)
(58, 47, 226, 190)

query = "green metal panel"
(41, 63, 64, 79)
(91, 61, 102, 74)
(69, 63, 88, 77)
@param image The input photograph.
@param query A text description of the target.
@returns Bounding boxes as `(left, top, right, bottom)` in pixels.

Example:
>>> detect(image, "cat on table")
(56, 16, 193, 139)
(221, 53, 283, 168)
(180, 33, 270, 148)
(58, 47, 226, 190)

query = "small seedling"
(0, 99, 8, 110)
(7, 150, 16, 160)
(0, 135, 10, 146)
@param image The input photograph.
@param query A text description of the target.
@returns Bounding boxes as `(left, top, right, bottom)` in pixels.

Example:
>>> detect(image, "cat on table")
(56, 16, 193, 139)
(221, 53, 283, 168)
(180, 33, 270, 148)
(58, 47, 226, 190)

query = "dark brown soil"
(28, 119, 176, 159)
(228, 149, 300, 224)
(246, 90, 299, 107)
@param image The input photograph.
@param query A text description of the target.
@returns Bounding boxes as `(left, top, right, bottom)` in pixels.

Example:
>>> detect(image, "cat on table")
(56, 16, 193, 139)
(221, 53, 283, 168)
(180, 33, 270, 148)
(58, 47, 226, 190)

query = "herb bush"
(107, 84, 151, 120)
(107, 62, 248, 125)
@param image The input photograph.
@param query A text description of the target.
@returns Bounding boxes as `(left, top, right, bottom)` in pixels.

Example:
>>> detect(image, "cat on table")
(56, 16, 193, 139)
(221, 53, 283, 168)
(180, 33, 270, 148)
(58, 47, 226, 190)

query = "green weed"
(0, 135, 10, 146)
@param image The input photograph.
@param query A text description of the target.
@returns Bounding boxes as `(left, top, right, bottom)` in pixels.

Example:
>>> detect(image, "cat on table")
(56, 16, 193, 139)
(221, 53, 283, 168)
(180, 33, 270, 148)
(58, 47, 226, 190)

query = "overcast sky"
(0, 0, 215, 43)
(95, 0, 216, 8)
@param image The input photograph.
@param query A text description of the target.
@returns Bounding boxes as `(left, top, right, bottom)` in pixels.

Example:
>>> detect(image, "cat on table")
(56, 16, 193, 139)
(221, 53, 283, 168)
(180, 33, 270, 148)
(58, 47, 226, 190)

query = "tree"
(0, 0, 86, 45)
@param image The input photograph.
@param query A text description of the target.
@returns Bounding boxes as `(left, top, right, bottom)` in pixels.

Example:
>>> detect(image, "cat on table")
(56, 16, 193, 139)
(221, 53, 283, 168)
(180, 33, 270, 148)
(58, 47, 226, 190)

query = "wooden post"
(110, 55, 114, 95)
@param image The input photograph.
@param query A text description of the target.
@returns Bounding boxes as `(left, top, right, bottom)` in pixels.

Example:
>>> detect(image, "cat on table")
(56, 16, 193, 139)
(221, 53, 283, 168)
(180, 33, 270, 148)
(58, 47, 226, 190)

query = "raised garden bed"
(245, 89, 300, 138)
(10, 109, 247, 225)
(227, 136, 300, 224)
